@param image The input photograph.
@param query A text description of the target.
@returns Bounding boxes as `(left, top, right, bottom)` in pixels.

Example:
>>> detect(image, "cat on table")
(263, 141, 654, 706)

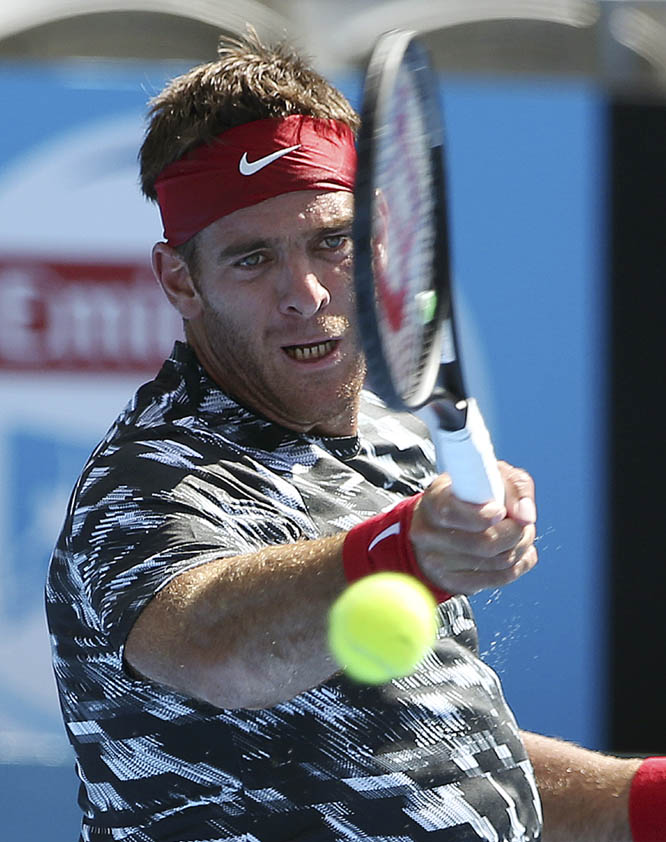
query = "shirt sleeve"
(67, 432, 311, 651)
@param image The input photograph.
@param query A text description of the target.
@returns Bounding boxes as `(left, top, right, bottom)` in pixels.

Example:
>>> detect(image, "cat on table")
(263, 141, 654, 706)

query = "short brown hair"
(139, 28, 359, 202)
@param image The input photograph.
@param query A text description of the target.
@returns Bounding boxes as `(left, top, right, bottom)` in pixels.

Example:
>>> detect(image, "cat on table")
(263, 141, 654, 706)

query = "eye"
(236, 252, 267, 268)
(321, 233, 351, 251)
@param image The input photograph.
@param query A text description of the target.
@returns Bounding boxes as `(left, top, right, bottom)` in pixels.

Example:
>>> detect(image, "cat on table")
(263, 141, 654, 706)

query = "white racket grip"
(433, 399, 505, 505)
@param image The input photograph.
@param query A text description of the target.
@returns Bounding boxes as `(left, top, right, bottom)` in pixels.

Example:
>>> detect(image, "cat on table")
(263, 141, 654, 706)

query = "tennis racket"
(353, 29, 505, 506)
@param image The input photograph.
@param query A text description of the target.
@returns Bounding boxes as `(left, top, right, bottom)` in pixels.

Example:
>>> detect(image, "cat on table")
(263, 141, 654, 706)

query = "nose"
(277, 255, 331, 318)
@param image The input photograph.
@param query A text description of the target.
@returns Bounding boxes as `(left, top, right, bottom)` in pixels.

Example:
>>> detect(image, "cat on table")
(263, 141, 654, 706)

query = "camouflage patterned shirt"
(46, 341, 542, 841)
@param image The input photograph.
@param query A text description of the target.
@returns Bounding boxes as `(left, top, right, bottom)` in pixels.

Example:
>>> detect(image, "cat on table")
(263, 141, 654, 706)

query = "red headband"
(154, 116, 357, 246)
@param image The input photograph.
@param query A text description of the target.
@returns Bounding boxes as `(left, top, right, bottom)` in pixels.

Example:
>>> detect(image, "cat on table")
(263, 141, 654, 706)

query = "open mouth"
(283, 339, 338, 361)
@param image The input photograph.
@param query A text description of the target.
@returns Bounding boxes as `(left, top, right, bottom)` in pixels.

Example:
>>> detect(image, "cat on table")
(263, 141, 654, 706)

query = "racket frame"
(353, 29, 466, 416)
(353, 29, 505, 505)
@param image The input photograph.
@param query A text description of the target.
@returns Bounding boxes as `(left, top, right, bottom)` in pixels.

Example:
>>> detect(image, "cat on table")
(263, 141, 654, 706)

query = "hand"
(409, 461, 538, 595)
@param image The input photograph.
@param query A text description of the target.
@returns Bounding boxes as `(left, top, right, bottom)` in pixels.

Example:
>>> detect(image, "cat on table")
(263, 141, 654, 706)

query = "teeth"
(286, 340, 335, 360)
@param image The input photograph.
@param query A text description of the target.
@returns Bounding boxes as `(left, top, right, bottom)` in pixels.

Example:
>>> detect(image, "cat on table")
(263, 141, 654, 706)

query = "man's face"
(184, 190, 366, 436)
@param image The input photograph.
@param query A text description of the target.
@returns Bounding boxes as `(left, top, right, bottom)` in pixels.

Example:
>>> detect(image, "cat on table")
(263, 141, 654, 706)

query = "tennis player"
(46, 30, 659, 842)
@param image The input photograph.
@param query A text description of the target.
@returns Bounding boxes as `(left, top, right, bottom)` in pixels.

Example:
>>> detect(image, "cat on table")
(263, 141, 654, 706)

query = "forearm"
(522, 730, 642, 842)
(126, 533, 347, 709)
(125, 464, 539, 711)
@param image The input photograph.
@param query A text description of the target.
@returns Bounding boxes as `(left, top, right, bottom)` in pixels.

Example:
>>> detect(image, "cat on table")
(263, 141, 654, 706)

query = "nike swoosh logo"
(239, 144, 301, 175)
(368, 522, 401, 552)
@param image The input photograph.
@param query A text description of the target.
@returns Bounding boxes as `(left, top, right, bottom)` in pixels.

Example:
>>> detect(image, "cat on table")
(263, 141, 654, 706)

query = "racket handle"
(432, 399, 505, 505)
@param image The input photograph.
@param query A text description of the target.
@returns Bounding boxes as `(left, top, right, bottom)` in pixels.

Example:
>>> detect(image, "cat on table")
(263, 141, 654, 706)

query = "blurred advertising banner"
(0, 258, 177, 371)
(0, 62, 182, 761)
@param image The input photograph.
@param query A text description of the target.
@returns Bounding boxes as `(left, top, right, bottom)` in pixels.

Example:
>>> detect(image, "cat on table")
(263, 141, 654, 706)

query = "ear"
(151, 242, 203, 320)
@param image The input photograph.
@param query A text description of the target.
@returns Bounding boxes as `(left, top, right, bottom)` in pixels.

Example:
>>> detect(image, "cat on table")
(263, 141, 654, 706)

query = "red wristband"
(629, 757, 666, 842)
(342, 494, 451, 603)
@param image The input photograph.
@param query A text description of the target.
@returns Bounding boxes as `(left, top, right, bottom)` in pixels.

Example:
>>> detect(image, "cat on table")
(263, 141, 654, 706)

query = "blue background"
(0, 63, 606, 838)
(443, 78, 606, 745)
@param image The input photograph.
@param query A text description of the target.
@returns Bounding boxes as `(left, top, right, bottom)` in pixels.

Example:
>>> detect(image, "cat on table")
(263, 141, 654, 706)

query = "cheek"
(203, 283, 265, 323)
(204, 295, 275, 356)
(326, 261, 354, 301)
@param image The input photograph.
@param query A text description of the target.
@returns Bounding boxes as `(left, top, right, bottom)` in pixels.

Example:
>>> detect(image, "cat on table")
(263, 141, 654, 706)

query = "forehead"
(200, 190, 354, 246)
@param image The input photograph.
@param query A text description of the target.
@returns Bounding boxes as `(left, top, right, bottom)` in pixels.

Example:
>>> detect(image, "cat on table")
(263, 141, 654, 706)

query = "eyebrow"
(216, 217, 354, 264)
(217, 238, 270, 262)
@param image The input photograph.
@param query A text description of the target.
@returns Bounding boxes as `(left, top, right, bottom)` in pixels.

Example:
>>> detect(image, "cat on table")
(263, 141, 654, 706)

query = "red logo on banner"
(0, 257, 182, 371)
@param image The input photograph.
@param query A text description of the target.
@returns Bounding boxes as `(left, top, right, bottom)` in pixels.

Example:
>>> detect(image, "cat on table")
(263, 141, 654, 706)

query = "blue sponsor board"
(6, 429, 90, 622)
(443, 79, 606, 749)
(0, 422, 105, 743)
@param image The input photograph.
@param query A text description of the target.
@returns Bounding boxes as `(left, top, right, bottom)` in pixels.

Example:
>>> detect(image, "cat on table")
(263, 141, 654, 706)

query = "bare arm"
(125, 463, 538, 710)
(125, 533, 348, 710)
(522, 730, 643, 842)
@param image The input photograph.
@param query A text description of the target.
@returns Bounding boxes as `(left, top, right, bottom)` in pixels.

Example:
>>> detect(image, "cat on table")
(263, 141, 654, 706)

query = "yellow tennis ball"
(328, 572, 439, 684)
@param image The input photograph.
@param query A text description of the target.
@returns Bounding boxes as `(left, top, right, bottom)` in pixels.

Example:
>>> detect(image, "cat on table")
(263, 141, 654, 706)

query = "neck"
(185, 334, 364, 439)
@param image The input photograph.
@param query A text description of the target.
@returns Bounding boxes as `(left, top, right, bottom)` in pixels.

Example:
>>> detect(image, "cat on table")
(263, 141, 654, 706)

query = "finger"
(417, 551, 514, 596)
(438, 546, 539, 595)
(499, 462, 537, 526)
(415, 524, 538, 593)
(486, 524, 538, 569)
(417, 525, 536, 580)
(421, 474, 507, 532)
(416, 518, 534, 560)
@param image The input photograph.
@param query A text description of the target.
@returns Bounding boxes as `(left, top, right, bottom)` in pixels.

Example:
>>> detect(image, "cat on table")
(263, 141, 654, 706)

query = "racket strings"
(371, 62, 439, 404)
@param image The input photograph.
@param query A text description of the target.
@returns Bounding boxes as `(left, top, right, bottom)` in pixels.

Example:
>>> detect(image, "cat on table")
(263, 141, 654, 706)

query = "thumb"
(500, 461, 537, 526)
